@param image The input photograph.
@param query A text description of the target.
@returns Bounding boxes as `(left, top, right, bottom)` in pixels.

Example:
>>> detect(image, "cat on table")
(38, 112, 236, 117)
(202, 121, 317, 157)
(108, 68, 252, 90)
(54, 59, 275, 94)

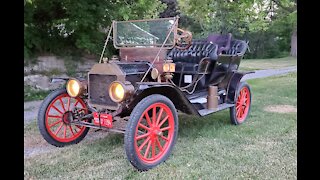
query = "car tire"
(38, 88, 90, 147)
(124, 94, 178, 171)
(230, 82, 252, 125)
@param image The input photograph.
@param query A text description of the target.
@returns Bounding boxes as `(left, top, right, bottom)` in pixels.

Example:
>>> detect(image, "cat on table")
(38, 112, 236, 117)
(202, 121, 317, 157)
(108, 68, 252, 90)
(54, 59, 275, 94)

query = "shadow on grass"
(83, 133, 124, 151)
(177, 110, 231, 138)
(82, 110, 233, 148)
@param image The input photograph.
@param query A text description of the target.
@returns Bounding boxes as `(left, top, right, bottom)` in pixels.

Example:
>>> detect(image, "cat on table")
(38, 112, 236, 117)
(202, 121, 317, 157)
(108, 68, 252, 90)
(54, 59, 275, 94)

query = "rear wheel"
(38, 88, 90, 147)
(230, 82, 252, 125)
(124, 94, 178, 171)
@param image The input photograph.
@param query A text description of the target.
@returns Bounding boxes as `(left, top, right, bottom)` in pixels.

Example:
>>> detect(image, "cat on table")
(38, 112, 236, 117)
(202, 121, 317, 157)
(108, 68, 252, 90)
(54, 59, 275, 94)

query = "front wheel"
(230, 82, 252, 125)
(38, 88, 90, 147)
(124, 94, 178, 171)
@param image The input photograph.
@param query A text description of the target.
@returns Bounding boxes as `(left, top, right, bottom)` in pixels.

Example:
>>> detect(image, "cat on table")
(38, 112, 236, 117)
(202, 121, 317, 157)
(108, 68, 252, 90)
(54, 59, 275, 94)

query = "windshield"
(113, 17, 177, 49)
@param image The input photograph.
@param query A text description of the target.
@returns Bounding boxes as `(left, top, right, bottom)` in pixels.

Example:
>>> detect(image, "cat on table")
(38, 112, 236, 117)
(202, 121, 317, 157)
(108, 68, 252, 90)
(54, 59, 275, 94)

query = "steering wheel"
(175, 28, 192, 50)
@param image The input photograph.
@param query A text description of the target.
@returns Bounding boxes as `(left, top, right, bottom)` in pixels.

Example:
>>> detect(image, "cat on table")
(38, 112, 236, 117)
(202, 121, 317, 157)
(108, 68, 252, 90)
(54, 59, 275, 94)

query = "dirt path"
(24, 66, 297, 158)
(241, 66, 296, 81)
(24, 100, 43, 125)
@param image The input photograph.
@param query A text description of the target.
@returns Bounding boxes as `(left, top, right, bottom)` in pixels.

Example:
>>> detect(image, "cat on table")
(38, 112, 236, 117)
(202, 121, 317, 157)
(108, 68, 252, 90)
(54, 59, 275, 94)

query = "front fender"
(128, 83, 199, 115)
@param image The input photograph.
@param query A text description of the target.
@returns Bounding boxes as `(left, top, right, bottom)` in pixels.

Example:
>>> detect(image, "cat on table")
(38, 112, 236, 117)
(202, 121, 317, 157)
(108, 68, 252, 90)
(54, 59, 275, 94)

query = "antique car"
(38, 17, 252, 171)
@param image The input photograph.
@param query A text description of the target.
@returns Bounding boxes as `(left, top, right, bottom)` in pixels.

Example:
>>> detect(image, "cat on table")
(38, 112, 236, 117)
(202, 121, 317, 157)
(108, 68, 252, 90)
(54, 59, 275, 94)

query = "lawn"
(239, 56, 297, 71)
(24, 72, 297, 179)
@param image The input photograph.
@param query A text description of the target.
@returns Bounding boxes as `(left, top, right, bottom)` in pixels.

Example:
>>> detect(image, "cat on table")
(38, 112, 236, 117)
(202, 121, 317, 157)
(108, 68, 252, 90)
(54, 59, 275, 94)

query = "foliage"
(24, 0, 166, 58)
(178, 0, 297, 59)
(24, 0, 296, 59)
(24, 85, 51, 102)
(159, 0, 179, 18)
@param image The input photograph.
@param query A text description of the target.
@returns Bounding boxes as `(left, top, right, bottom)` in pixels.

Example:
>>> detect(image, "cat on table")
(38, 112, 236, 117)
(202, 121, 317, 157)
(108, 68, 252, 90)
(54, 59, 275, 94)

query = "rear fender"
(226, 71, 253, 103)
(128, 83, 199, 115)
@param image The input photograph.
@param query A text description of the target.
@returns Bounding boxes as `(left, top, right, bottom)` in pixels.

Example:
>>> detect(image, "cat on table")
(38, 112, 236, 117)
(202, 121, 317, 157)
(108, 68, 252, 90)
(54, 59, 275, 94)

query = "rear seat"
(167, 41, 218, 64)
(167, 33, 248, 64)
(223, 40, 248, 56)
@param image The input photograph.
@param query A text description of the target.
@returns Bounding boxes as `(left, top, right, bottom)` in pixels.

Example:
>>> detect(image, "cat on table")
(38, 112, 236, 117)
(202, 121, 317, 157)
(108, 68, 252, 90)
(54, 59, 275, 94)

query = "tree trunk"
(290, 28, 297, 57)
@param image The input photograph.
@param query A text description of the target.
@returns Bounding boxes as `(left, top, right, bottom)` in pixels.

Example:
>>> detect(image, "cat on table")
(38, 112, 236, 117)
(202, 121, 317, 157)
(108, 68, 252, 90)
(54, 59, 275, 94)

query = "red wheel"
(38, 88, 90, 147)
(125, 94, 178, 171)
(230, 82, 252, 125)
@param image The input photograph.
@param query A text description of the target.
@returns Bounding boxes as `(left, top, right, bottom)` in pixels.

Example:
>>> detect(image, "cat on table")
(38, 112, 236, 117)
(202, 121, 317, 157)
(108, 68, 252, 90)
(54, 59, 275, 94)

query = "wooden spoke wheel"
(230, 82, 252, 125)
(38, 88, 90, 147)
(124, 94, 178, 171)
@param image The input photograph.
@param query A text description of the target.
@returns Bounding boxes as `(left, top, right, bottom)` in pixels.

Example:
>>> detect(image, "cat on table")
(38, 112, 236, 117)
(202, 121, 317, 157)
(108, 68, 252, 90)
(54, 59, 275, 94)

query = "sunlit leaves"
(24, 0, 166, 57)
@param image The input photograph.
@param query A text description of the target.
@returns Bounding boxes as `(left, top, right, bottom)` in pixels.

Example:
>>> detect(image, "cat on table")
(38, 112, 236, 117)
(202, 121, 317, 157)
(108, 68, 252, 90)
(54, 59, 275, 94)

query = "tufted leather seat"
(167, 41, 218, 64)
(224, 40, 248, 56)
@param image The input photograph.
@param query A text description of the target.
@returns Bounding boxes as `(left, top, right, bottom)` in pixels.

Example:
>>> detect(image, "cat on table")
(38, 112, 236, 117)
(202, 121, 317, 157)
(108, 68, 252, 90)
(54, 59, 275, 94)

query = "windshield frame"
(112, 17, 178, 49)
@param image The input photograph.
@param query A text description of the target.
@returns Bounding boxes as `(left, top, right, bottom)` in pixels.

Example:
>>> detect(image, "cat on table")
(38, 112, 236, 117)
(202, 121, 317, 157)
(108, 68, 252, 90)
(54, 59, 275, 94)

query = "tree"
(271, 0, 297, 57)
(24, 0, 166, 58)
(177, 0, 297, 58)
(159, 0, 180, 18)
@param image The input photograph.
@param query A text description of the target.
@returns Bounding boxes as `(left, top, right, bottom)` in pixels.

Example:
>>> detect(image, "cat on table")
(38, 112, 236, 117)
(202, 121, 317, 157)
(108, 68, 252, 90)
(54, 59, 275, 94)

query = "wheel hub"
(150, 126, 162, 137)
(62, 111, 73, 125)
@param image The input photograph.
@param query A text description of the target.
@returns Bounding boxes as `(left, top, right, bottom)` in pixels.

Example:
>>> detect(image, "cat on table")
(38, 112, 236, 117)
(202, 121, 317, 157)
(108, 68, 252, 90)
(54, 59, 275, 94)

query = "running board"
(190, 97, 207, 104)
(198, 103, 234, 116)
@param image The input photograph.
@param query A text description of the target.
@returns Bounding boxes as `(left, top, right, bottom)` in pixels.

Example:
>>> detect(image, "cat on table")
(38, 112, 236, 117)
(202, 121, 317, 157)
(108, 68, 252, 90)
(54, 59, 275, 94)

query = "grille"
(88, 74, 117, 106)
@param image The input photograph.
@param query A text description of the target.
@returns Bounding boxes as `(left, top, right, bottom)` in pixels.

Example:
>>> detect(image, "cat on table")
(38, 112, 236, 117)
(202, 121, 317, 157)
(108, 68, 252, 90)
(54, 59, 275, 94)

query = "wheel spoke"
(75, 125, 82, 130)
(68, 125, 75, 136)
(64, 125, 67, 138)
(136, 132, 150, 140)
(242, 107, 246, 116)
(54, 123, 64, 135)
(152, 139, 156, 158)
(59, 98, 66, 112)
(67, 97, 71, 111)
(156, 108, 164, 126)
(52, 105, 63, 115)
(138, 136, 150, 151)
(160, 135, 169, 141)
(158, 115, 169, 127)
(48, 115, 62, 119)
(239, 107, 243, 117)
(139, 123, 151, 131)
(49, 120, 62, 128)
(152, 107, 156, 126)
(144, 112, 152, 127)
(240, 90, 244, 98)
(236, 108, 241, 117)
(160, 126, 171, 132)
(74, 100, 79, 108)
(155, 137, 163, 151)
(144, 140, 152, 158)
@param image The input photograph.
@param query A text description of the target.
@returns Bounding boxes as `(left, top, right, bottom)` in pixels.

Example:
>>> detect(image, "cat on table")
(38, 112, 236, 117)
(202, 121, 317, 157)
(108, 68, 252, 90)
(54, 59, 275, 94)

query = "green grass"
(24, 85, 51, 102)
(240, 56, 297, 71)
(24, 72, 297, 179)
